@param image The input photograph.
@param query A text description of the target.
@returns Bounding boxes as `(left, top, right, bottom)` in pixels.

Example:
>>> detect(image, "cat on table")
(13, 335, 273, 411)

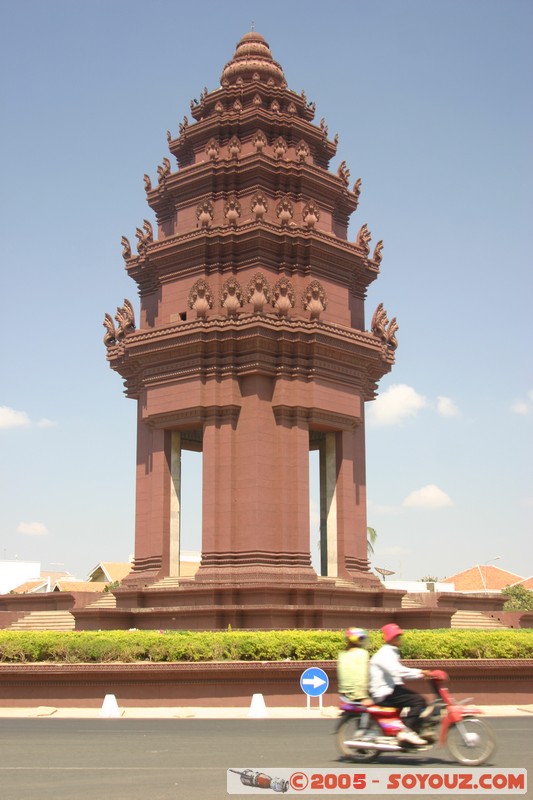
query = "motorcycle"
(336, 669, 496, 765)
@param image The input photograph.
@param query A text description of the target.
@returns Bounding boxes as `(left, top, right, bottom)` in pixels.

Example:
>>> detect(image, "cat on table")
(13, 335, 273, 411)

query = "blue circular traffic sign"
(300, 667, 329, 697)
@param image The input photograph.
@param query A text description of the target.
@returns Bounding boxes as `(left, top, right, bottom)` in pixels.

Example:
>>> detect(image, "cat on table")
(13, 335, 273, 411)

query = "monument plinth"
(95, 32, 400, 627)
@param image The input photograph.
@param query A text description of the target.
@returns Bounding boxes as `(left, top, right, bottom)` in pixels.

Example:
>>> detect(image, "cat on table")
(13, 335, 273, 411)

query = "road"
(0, 717, 530, 800)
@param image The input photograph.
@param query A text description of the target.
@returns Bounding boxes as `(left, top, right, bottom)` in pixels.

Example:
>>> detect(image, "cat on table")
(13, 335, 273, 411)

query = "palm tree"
(367, 526, 377, 556)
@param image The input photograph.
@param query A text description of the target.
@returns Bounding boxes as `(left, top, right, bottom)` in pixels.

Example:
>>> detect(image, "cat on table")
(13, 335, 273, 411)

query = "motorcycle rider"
(337, 627, 374, 705)
(369, 623, 432, 747)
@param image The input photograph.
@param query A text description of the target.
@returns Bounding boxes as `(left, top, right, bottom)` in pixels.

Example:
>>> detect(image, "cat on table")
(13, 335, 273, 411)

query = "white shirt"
(369, 644, 423, 702)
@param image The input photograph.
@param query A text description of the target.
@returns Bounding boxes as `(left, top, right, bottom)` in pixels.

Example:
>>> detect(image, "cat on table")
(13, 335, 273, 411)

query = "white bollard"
(100, 694, 122, 718)
(248, 693, 268, 718)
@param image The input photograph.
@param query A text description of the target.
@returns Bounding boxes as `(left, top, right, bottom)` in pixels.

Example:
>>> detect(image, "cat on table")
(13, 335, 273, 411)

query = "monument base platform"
(71, 577, 453, 631)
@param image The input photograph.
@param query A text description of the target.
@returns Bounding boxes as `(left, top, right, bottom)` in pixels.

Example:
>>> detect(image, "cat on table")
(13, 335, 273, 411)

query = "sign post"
(299, 667, 329, 712)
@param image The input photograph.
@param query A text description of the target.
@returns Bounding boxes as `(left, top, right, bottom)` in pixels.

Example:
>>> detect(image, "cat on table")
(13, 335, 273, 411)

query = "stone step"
(451, 610, 507, 629)
(85, 593, 117, 608)
(148, 576, 184, 589)
(7, 611, 75, 631)
(401, 595, 424, 608)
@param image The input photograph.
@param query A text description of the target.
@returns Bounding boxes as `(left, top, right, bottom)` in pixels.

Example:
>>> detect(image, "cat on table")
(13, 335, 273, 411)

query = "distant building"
(443, 565, 524, 593)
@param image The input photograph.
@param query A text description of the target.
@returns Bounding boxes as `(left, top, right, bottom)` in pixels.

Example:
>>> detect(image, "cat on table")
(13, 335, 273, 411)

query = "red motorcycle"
(336, 670, 496, 765)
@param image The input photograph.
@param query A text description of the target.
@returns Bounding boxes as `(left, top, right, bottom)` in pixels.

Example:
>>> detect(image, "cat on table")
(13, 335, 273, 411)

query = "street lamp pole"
(480, 556, 501, 591)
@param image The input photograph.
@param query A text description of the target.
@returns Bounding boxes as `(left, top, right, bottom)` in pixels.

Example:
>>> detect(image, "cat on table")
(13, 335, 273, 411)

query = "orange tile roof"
(54, 581, 105, 592)
(513, 576, 533, 590)
(444, 565, 524, 591)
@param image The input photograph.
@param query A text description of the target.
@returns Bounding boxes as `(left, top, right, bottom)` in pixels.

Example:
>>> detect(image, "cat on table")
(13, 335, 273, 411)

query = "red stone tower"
(104, 32, 397, 595)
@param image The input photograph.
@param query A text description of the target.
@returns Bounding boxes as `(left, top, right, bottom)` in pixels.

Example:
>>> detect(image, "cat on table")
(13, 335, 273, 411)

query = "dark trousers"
(379, 685, 427, 731)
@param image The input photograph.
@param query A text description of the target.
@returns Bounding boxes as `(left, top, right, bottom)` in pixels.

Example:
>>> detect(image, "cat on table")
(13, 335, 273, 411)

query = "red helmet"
(345, 627, 368, 645)
(381, 623, 404, 643)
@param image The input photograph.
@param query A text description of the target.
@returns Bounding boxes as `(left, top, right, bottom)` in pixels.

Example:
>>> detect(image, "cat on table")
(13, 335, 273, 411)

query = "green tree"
(501, 584, 533, 611)
(367, 527, 377, 555)
(419, 575, 439, 582)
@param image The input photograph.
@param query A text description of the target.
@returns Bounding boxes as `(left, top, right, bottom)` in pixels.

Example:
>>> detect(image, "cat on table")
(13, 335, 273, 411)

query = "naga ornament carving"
(371, 303, 398, 351)
(337, 160, 350, 187)
(372, 240, 384, 266)
(115, 299, 136, 339)
(121, 236, 131, 260)
(227, 135, 241, 159)
(220, 277, 244, 317)
(303, 281, 327, 320)
(143, 174, 152, 192)
(250, 192, 268, 221)
(353, 178, 362, 207)
(188, 279, 213, 320)
(273, 136, 287, 159)
(157, 157, 171, 185)
(276, 198, 294, 226)
(103, 313, 117, 348)
(272, 278, 295, 317)
(247, 272, 271, 313)
(295, 140, 310, 163)
(196, 199, 214, 228)
(355, 223, 372, 254)
(302, 201, 320, 229)
(224, 197, 241, 226)
(135, 220, 153, 255)
(205, 139, 219, 160)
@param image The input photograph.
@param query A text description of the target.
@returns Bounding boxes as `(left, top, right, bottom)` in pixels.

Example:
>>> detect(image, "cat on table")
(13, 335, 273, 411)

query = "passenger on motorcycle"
(337, 627, 374, 706)
(369, 623, 433, 747)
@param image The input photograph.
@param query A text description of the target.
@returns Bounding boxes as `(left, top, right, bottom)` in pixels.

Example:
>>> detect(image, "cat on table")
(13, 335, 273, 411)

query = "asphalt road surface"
(0, 717, 530, 800)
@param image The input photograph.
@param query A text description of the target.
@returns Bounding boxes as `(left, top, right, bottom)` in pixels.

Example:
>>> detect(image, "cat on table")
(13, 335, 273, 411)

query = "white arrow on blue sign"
(300, 667, 329, 697)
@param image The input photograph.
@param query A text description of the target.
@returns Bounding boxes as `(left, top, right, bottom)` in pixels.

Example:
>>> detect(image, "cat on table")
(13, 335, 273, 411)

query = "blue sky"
(1, 0, 531, 582)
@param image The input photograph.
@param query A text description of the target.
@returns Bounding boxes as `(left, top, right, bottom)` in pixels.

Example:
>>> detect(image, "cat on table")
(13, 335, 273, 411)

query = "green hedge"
(0, 629, 532, 663)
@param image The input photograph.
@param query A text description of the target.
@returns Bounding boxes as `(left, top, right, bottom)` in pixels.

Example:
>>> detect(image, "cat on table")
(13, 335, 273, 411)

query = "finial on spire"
(251, 20, 254, 31)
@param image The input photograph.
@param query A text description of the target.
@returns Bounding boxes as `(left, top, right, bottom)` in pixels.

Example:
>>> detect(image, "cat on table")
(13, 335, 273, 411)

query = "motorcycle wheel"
(336, 715, 380, 763)
(446, 716, 496, 765)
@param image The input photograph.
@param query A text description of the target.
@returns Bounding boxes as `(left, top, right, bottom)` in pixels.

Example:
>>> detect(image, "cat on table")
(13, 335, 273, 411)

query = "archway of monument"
(170, 429, 342, 579)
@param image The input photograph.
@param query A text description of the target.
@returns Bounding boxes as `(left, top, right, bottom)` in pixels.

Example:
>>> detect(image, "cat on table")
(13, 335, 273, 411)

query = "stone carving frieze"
(247, 272, 271, 313)
(303, 280, 327, 320)
(188, 279, 214, 319)
(220, 277, 244, 317)
(272, 278, 295, 317)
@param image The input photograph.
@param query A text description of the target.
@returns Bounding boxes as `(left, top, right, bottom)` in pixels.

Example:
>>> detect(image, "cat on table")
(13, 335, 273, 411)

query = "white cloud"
(511, 401, 529, 415)
(367, 384, 427, 427)
(36, 418, 57, 428)
(402, 484, 453, 509)
(0, 406, 56, 429)
(0, 406, 31, 429)
(17, 522, 49, 536)
(436, 396, 460, 417)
